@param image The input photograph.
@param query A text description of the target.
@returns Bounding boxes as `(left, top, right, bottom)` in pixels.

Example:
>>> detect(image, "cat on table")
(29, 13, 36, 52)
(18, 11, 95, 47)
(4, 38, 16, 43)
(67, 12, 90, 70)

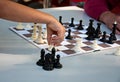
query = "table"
(0, 6, 120, 82)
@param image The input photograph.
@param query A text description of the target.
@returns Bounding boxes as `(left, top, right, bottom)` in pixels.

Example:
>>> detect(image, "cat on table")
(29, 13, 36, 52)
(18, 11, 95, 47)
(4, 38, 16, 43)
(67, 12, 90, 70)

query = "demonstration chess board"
(9, 20, 120, 57)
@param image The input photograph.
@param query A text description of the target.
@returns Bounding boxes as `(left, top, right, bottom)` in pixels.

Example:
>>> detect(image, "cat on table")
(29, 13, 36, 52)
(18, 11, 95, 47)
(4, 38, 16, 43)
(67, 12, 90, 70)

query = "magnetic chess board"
(9, 21, 120, 57)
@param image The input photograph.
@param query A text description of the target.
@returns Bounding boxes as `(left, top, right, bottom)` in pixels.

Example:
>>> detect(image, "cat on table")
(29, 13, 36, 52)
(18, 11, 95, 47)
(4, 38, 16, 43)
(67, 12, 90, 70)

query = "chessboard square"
(17, 30, 30, 34)
(37, 44, 48, 48)
(13, 27, 24, 31)
(98, 43, 111, 48)
(115, 40, 120, 45)
(72, 31, 82, 34)
(56, 51, 68, 57)
(83, 41, 93, 45)
(107, 43, 120, 47)
(61, 41, 71, 45)
(56, 46, 69, 51)
(64, 44, 75, 49)
(72, 35, 81, 39)
(79, 30, 87, 34)
(27, 29, 33, 33)
(23, 34, 32, 37)
(81, 46, 93, 51)
(79, 34, 88, 38)
(62, 50, 76, 55)
(67, 40, 76, 44)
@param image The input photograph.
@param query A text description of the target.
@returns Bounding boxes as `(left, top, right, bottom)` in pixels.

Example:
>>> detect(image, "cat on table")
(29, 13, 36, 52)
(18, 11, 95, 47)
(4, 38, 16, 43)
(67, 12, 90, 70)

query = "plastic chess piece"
(77, 20, 84, 30)
(16, 22, 24, 30)
(111, 21, 117, 41)
(115, 47, 120, 56)
(59, 16, 63, 25)
(36, 49, 45, 66)
(54, 55, 62, 69)
(107, 33, 115, 44)
(51, 47, 56, 62)
(31, 23, 38, 40)
(65, 29, 73, 40)
(35, 25, 45, 44)
(69, 17, 75, 27)
(43, 53, 54, 71)
(94, 23, 102, 38)
(100, 31, 107, 43)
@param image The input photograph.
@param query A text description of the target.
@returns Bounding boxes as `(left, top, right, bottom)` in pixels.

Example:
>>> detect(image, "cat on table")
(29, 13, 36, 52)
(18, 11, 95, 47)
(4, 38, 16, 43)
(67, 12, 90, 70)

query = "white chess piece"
(115, 47, 120, 56)
(91, 39, 100, 50)
(31, 23, 37, 40)
(16, 23, 24, 30)
(72, 38, 84, 52)
(43, 28, 47, 39)
(26, 24, 31, 28)
(35, 25, 44, 44)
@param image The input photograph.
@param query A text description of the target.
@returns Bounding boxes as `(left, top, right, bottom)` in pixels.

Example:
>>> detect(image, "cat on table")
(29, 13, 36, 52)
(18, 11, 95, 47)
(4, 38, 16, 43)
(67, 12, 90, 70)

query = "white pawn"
(115, 47, 120, 56)
(35, 25, 44, 44)
(76, 38, 84, 47)
(72, 38, 84, 52)
(31, 23, 37, 40)
(91, 39, 100, 50)
(16, 23, 24, 30)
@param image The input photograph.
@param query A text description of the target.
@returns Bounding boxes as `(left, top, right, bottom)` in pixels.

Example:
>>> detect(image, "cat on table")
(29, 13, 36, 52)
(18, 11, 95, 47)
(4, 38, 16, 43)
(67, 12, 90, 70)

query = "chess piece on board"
(65, 29, 73, 40)
(43, 53, 54, 71)
(100, 31, 107, 43)
(36, 49, 45, 66)
(54, 55, 62, 69)
(107, 33, 115, 44)
(16, 22, 24, 30)
(77, 20, 84, 30)
(59, 16, 63, 25)
(111, 21, 117, 41)
(69, 17, 75, 27)
(115, 47, 120, 56)
(31, 23, 38, 40)
(91, 39, 100, 50)
(35, 25, 45, 44)
(94, 23, 102, 38)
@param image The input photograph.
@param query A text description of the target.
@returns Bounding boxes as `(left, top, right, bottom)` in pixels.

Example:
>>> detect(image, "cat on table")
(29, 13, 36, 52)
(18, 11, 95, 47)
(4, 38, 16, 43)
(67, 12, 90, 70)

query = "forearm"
(0, 0, 56, 24)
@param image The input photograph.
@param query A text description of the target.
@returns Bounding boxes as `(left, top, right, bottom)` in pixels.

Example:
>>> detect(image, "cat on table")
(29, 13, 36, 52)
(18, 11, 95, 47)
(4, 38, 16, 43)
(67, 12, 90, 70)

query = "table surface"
(0, 6, 120, 82)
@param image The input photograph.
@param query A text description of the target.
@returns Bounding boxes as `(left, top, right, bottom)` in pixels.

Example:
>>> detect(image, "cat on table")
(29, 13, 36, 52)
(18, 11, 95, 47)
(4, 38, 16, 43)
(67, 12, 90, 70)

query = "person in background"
(0, 0, 65, 45)
(84, 0, 120, 34)
(70, 0, 86, 8)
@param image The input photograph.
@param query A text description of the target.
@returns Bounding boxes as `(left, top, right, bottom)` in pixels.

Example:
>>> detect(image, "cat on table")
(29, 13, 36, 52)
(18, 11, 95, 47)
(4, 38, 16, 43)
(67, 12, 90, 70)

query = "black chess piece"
(111, 23, 117, 41)
(86, 19, 94, 31)
(59, 16, 63, 25)
(54, 55, 62, 69)
(51, 47, 56, 62)
(100, 31, 107, 43)
(94, 23, 102, 38)
(43, 53, 54, 71)
(69, 18, 75, 27)
(77, 20, 84, 30)
(65, 29, 73, 40)
(107, 33, 115, 44)
(36, 49, 45, 66)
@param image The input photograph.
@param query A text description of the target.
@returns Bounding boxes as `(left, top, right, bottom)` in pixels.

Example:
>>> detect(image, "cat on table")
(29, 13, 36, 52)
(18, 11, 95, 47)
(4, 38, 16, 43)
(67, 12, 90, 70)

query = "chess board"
(9, 21, 120, 57)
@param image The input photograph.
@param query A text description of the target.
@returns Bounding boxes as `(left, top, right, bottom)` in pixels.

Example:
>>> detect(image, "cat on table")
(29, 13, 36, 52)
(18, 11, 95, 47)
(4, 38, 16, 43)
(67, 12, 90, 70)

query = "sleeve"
(84, 0, 109, 20)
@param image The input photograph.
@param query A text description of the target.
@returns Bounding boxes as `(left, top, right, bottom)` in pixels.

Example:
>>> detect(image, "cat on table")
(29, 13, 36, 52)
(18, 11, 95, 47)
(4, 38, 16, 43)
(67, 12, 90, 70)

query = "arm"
(0, 0, 65, 45)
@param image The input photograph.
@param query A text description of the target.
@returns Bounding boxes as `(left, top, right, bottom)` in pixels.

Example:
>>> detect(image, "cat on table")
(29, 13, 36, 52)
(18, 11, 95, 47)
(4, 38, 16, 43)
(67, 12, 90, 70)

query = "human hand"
(99, 11, 120, 34)
(46, 19, 65, 46)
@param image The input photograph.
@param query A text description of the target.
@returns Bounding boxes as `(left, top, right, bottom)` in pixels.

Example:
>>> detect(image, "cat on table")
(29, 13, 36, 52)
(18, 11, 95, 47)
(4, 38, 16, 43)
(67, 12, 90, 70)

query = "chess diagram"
(9, 17, 120, 57)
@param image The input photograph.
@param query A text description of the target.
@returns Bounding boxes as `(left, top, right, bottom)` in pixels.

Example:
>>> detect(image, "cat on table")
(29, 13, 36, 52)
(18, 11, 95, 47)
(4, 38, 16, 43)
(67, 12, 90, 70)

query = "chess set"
(9, 17, 120, 58)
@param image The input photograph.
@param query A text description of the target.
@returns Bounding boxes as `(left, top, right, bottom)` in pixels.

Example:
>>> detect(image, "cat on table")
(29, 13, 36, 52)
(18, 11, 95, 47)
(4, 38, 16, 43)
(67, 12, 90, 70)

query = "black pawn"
(54, 55, 62, 69)
(59, 16, 63, 25)
(36, 49, 45, 66)
(77, 20, 84, 30)
(69, 18, 75, 27)
(43, 53, 54, 71)
(94, 23, 102, 38)
(100, 31, 107, 43)
(65, 29, 73, 40)
(107, 33, 115, 44)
